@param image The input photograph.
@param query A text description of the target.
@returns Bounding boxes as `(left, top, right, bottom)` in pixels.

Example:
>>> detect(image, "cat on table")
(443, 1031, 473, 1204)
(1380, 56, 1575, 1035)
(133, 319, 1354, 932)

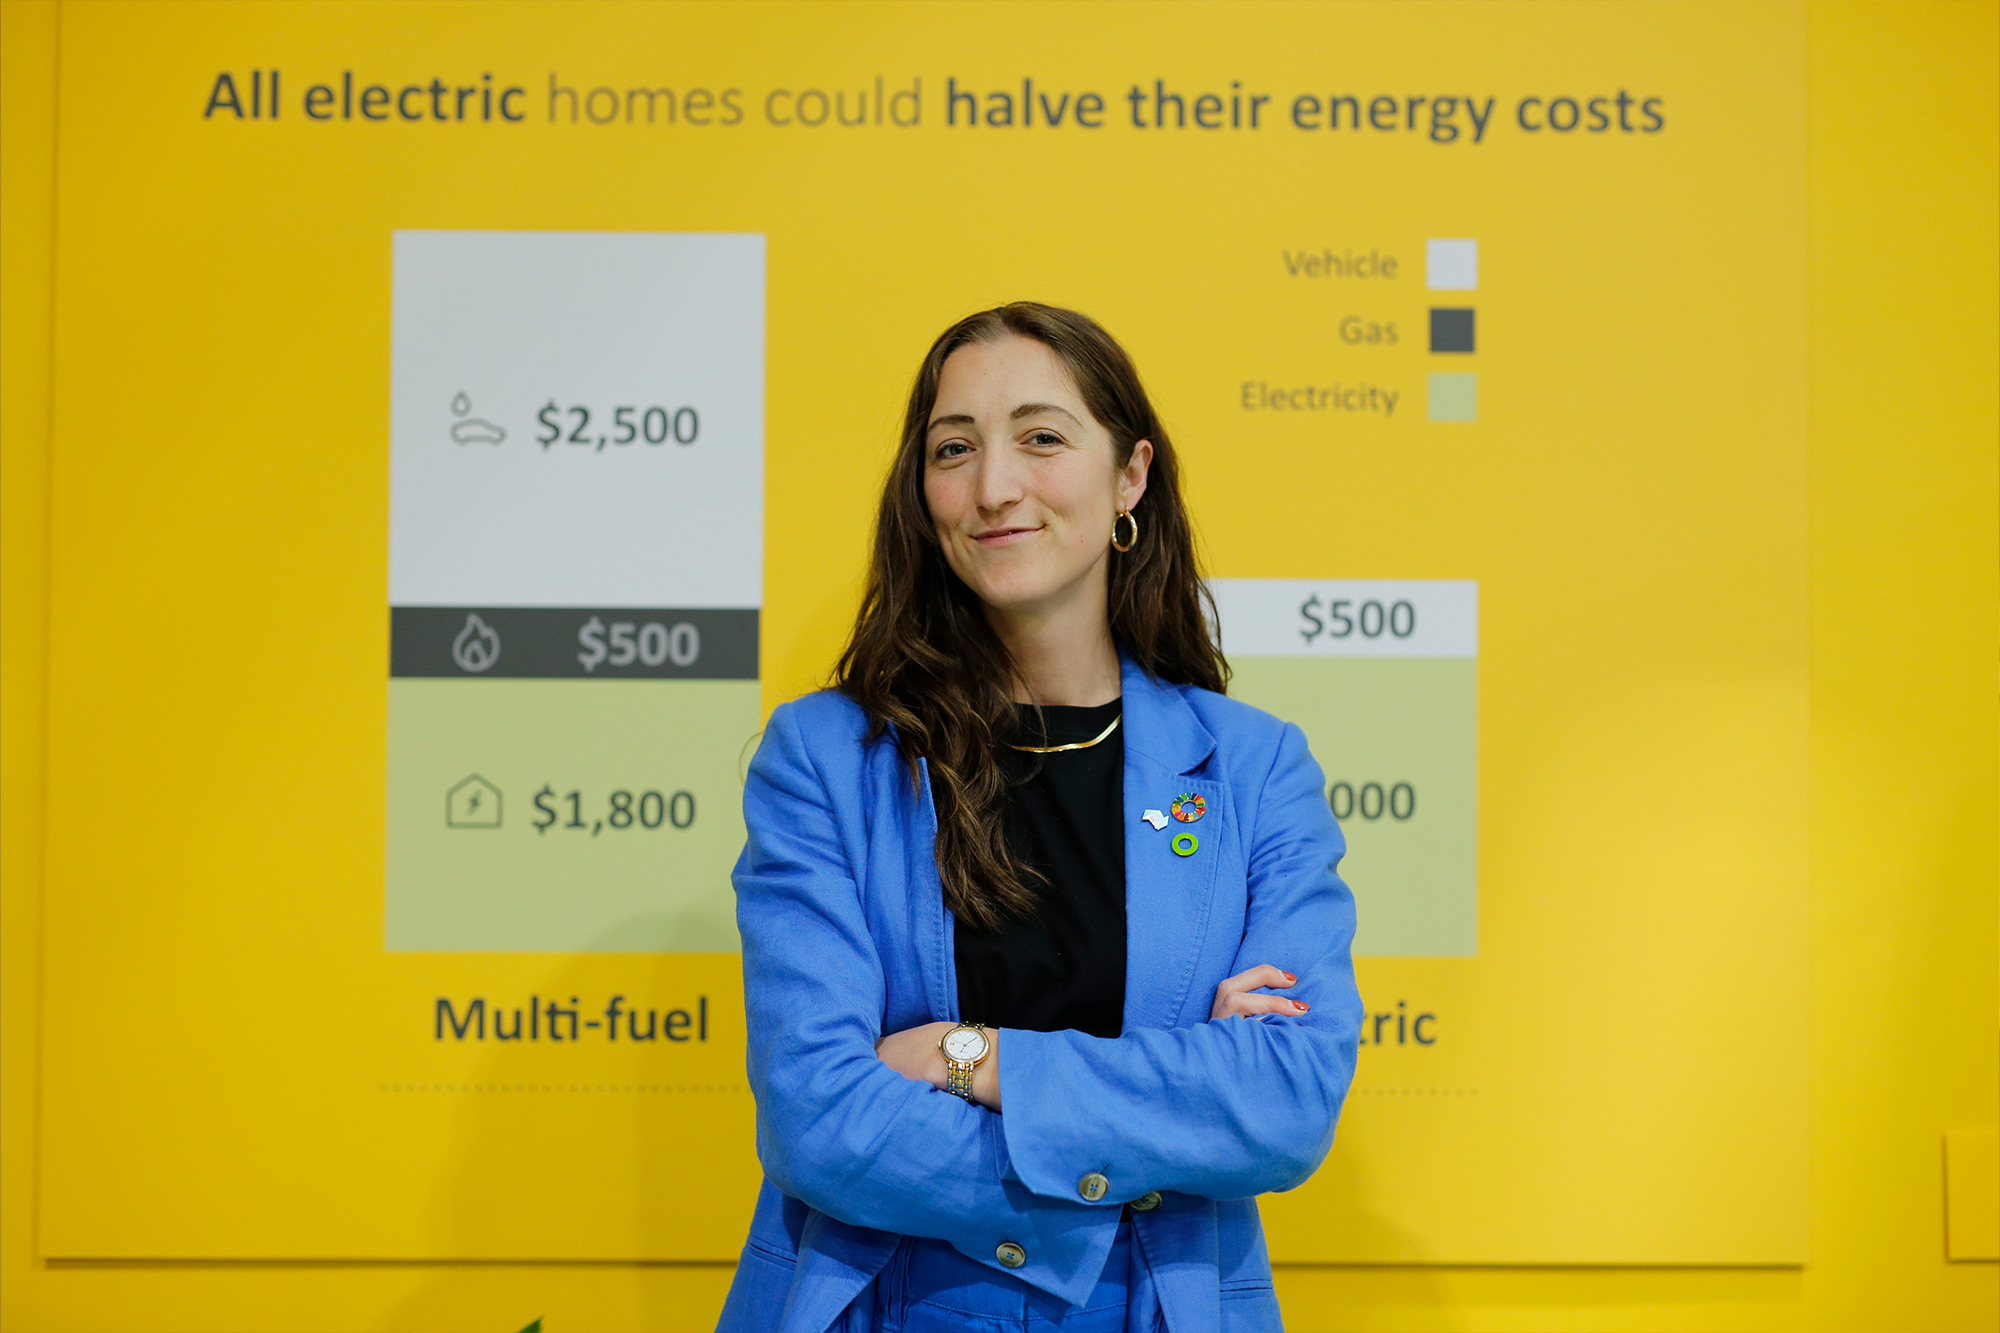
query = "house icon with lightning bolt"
(446, 774, 503, 829)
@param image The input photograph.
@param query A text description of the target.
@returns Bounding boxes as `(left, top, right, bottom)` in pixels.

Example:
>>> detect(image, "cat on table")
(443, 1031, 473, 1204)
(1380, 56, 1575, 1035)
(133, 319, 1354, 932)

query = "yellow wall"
(1, 1, 1992, 1328)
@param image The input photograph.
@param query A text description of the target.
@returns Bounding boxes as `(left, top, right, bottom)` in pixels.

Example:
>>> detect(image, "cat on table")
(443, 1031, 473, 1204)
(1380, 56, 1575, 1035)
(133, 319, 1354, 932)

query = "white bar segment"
(1209, 579, 1477, 658)
(391, 230, 764, 609)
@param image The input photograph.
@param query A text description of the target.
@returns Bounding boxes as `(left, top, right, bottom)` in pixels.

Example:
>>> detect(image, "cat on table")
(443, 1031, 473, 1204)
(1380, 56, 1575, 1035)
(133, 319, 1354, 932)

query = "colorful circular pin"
(1170, 792, 1206, 823)
(1172, 832, 1199, 857)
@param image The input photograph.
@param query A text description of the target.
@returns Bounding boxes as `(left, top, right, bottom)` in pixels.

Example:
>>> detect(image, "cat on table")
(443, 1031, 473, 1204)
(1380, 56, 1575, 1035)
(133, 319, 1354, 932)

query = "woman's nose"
(973, 451, 1025, 513)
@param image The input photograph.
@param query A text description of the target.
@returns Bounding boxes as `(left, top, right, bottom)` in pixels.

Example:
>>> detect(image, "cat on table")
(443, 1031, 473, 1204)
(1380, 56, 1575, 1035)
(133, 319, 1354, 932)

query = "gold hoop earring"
(1111, 509, 1138, 552)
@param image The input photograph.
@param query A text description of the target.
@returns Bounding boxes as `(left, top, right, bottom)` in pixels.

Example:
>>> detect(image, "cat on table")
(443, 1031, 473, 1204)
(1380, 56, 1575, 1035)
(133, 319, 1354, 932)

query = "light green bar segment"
(1428, 371, 1478, 422)
(1227, 657, 1476, 956)
(386, 678, 761, 952)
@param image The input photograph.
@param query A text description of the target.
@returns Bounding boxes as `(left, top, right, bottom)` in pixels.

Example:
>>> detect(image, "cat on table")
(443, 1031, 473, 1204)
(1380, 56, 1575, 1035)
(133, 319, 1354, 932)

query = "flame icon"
(451, 613, 501, 673)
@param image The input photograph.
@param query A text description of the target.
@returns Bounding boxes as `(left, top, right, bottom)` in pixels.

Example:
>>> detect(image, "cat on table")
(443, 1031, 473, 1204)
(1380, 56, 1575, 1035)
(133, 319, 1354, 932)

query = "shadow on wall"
(1269, 1133, 1456, 1333)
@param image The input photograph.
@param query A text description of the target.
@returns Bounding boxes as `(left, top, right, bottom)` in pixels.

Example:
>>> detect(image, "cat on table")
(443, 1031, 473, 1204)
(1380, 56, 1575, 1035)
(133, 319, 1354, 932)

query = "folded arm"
(997, 721, 1364, 1204)
(734, 703, 1119, 1305)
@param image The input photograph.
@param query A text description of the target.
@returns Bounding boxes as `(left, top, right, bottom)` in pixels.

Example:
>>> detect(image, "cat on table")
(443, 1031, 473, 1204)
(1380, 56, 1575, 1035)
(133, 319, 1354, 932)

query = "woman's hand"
(1211, 964, 1308, 1020)
(876, 1021, 1002, 1110)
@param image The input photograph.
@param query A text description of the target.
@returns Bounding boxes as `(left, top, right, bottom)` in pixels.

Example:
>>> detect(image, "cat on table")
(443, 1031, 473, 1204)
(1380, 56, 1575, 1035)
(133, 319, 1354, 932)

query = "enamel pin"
(1170, 792, 1207, 823)
(1142, 809, 1169, 830)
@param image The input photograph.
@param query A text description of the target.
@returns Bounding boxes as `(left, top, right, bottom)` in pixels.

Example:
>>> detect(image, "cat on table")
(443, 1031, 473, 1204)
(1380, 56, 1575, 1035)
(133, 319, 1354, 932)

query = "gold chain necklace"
(1007, 713, 1121, 754)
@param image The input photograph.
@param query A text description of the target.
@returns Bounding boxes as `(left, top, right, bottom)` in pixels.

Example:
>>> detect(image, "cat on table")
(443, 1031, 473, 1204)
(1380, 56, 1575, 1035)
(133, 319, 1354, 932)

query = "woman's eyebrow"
(927, 403, 1082, 433)
(1010, 402, 1082, 426)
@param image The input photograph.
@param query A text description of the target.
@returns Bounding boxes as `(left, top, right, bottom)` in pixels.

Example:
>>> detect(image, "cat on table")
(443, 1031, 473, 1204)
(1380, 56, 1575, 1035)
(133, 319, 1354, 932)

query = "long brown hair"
(834, 302, 1228, 931)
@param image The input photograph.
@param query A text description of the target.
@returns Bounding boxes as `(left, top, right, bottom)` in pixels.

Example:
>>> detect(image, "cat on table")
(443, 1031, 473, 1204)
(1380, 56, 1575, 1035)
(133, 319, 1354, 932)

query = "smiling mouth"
(972, 526, 1040, 546)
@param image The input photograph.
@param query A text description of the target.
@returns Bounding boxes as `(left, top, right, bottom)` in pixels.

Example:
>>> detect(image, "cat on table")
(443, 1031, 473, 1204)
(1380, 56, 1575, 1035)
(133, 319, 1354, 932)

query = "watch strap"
(941, 1021, 986, 1101)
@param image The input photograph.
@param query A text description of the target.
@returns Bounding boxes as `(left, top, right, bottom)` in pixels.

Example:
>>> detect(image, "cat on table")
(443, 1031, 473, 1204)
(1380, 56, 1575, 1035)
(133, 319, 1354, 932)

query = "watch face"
(943, 1027, 988, 1062)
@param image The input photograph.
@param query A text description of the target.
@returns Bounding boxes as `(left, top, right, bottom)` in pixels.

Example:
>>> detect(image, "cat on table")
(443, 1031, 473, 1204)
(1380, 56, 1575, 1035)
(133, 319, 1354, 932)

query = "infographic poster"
(35, 0, 1807, 1267)
(386, 231, 763, 952)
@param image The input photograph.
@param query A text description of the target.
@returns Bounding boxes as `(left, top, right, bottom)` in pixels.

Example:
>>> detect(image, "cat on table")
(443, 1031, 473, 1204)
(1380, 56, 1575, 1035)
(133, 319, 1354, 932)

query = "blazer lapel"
(907, 755, 956, 1023)
(1117, 662, 1230, 1333)
(1118, 654, 1222, 1033)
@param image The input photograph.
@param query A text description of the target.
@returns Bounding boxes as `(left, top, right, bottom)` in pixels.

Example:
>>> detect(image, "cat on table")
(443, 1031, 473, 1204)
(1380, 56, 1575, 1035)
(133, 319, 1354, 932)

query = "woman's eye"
(1027, 430, 1063, 447)
(934, 441, 970, 460)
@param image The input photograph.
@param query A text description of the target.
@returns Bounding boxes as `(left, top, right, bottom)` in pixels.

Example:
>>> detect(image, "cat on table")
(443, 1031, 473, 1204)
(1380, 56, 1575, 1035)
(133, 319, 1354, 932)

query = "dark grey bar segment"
(391, 607, 757, 679)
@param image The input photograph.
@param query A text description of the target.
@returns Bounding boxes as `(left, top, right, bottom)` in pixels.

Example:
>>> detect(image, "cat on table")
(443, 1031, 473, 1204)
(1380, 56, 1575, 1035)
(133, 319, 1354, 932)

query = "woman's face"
(923, 335, 1151, 623)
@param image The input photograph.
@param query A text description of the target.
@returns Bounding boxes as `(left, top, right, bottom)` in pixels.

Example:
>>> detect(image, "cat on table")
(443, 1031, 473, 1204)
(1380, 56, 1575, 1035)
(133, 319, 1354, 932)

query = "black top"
(948, 698, 1127, 1039)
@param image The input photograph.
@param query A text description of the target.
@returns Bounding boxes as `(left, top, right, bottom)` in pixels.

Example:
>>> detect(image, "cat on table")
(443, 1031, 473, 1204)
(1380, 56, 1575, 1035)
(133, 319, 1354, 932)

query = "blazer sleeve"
(732, 701, 1122, 1308)
(997, 719, 1364, 1205)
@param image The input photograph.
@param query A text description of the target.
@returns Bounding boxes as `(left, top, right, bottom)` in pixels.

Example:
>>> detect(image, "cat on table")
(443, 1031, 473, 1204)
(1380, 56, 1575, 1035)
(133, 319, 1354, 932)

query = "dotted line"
(379, 1083, 748, 1094)
(1352, 1087, 1478, 1096)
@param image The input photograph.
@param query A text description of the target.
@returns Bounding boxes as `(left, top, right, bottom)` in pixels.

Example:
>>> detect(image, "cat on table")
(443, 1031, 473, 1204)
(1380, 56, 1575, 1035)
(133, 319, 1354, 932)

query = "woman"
(719, 303, 1362, 1333)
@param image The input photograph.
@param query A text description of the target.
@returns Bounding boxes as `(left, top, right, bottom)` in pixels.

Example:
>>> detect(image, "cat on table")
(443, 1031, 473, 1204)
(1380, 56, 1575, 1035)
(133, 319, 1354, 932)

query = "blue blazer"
(718, 651, 1363, 1332)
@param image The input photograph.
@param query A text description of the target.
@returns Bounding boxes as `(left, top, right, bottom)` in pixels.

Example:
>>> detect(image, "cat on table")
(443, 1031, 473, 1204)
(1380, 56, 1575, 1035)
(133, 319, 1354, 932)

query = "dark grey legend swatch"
(1429, 307, 1476, 353)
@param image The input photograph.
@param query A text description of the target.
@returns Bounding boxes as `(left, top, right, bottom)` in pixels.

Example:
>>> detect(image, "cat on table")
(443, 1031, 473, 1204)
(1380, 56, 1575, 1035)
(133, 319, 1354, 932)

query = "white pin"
(1142, 809, 1169, 830)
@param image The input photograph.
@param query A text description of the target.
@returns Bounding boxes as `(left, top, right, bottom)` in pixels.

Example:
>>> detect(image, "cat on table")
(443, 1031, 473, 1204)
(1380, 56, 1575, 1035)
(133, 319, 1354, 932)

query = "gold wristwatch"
(938, 1022, 991, 1101)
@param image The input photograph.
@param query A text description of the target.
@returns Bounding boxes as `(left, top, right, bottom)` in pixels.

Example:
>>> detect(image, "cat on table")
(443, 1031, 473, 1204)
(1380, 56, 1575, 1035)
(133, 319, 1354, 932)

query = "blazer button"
(1131, 1191, 1163, 1212)
(995, 1241, 1027, 1268)
(1077, 1172, 1109, 1202)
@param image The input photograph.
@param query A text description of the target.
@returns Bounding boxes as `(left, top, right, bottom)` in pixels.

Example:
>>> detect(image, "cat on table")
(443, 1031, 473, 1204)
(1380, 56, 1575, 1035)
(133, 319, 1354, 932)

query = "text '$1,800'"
(532, 786, 696, 835)
(577, 616, 700, 673)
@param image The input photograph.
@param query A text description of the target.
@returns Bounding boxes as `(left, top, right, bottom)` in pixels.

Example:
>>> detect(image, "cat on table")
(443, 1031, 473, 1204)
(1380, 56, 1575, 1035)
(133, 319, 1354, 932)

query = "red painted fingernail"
(1294, 1000, 1309, 1011)
(1282, 972, 1296, 982)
